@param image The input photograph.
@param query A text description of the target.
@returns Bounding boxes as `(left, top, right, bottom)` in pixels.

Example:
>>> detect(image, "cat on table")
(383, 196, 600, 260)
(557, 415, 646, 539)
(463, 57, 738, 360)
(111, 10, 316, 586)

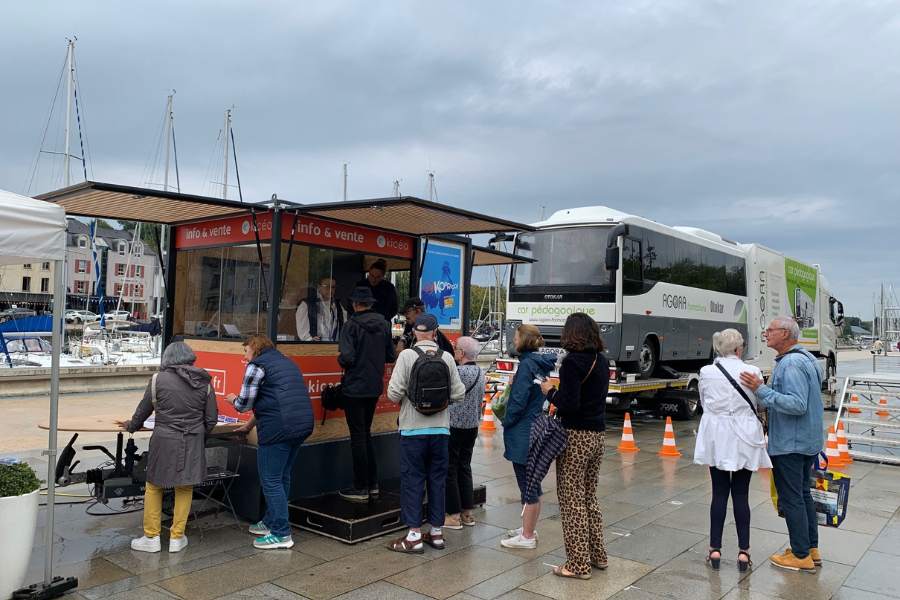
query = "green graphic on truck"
(785, 258, 818, 339)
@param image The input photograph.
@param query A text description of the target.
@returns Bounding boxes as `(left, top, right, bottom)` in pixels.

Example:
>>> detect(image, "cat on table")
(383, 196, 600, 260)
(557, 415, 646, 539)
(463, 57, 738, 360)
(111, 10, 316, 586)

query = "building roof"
(66, 218, 156, 257)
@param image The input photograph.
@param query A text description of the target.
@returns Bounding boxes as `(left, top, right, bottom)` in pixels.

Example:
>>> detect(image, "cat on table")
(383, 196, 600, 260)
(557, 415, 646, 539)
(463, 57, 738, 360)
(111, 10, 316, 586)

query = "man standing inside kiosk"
(356, 259, 398, 323)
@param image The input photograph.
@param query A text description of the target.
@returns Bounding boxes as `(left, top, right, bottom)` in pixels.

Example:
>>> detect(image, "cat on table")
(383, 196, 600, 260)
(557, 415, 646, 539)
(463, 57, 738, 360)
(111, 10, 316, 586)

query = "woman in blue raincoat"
(499, 324, 556, 550)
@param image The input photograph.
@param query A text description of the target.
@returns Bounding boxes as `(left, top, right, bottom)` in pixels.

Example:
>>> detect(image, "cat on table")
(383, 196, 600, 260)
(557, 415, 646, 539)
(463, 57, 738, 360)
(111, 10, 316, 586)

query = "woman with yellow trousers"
(120, 341, 218, 553)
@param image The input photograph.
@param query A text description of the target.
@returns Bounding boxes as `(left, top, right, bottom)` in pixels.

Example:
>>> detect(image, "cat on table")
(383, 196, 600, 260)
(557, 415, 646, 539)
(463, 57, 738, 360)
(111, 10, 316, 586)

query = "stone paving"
(18, 409, 900, 600)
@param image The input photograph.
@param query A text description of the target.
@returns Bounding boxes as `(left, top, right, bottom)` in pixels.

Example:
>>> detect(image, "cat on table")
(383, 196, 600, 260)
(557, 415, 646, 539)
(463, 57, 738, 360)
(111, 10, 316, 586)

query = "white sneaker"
(169, 535, 188, 553)
(500, 533, 537, 549)
(131, 535, 161, 553)
(505, 527, 538, 540)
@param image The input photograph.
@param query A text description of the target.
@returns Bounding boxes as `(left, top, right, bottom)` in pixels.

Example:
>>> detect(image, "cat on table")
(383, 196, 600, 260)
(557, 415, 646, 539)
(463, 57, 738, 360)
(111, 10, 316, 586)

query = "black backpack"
(407, 346, 452, 415)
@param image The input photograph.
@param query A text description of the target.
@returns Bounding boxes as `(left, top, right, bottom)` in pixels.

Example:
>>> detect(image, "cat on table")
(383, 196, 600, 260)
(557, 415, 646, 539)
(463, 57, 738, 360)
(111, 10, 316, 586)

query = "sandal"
(422, 532, 445, 550)
(461, 513, 476, 527)
(707, 548, 721, 570)
(551, 565, 591, 580)
(737, 550, 752, 573)
(387, 535, 424, 554)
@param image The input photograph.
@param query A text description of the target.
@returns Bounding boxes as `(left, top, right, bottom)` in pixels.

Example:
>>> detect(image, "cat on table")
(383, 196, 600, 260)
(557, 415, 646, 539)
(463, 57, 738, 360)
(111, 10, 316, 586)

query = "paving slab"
(214, 583, 312, 599)
(842, 551, 900, 598)
(520, 555, 654, 600)
(331, 581, 433, 600)
(606, 524, 705, 567)
(157, 549, 322, 600)
(737, 559, 854, 600)
(809, 525, 876, 566)
(831, 586, 900, 600)
(385, 545, 528, 600)
(463, 552, 561, 599)
(274, 546, 429, 600)
(868, 517, 900, 557)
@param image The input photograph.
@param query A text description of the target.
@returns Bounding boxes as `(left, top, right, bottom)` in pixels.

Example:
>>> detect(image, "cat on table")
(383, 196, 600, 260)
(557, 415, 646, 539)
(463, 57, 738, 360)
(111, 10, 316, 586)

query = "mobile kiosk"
(39, 181, 531, 542)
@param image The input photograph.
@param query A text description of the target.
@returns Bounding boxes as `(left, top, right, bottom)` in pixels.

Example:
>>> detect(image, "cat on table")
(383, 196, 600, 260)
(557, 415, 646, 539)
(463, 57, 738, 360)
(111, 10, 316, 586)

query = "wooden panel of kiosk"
(185, 339, 399, 445)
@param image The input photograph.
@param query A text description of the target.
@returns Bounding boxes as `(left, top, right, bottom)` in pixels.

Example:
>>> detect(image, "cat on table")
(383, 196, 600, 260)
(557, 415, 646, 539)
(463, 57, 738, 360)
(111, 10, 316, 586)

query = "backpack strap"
(715, 362, 765, 429)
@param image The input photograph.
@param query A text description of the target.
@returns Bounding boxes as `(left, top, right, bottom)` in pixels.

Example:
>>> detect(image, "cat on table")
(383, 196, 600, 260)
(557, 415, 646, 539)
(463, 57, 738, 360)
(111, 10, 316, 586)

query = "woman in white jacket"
(695, 328, 772, 572)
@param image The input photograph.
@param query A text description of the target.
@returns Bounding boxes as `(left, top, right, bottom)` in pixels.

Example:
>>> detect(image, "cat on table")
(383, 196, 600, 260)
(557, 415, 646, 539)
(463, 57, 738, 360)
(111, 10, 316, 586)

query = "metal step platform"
(835, 373, 900, 464)
(288, 482, 487, 544)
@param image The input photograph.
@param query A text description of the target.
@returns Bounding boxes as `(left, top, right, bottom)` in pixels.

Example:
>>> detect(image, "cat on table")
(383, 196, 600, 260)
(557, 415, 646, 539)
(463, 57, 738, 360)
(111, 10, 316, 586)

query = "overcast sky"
(2, 1, 897, 317)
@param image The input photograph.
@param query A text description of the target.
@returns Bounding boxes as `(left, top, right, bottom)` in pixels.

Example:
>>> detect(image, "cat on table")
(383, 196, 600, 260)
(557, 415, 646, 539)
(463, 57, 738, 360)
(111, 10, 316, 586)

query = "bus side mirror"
(605, 247, 620, 271)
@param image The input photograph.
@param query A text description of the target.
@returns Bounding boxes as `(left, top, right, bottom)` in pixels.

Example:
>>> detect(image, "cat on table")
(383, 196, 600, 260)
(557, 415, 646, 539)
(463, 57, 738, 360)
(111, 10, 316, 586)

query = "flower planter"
(0, 489, 39, 599)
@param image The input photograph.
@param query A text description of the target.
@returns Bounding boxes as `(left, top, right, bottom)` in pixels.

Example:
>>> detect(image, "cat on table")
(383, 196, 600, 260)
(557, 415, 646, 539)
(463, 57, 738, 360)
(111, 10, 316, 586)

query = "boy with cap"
(356, 259, 398, 323)
(386, 313, 465, 553)
(398, 297, 455, 354)
(338, 286, 397, 502)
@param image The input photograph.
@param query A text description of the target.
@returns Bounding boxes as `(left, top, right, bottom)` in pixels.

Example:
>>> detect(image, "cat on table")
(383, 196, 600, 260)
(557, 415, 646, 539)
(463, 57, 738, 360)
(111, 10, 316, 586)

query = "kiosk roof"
(37, 181, 534, 235)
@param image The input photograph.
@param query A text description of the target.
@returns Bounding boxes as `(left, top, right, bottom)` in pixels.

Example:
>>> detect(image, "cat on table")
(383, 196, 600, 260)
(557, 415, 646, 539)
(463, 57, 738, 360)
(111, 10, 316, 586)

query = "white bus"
(505, 206, 843, 384)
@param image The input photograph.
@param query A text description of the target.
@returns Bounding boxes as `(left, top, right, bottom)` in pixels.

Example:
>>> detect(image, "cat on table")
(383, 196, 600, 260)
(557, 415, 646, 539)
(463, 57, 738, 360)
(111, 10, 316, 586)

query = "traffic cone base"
(848, 394, 861, 414)
(658, 416, 682, 457)
(618, 412, 640, 453)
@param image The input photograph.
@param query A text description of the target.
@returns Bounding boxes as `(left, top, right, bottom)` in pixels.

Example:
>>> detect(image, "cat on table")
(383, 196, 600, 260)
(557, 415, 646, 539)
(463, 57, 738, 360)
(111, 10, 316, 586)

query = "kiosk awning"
(298, 197, 533, 235)
(36, 181, 250, 224)
(37, 182, 535, 235)
(472, 245, 532, 266)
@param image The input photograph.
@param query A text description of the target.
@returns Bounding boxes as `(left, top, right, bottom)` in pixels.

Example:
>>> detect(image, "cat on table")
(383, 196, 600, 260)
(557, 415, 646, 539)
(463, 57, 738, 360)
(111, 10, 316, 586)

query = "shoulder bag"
(715, 362, 767, 434)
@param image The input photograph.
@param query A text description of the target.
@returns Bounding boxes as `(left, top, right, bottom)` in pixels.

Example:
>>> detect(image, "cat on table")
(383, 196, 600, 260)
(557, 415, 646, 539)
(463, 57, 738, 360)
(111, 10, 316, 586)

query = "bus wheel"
(638, 338, 658, 379)
(676, 380, 701, 420)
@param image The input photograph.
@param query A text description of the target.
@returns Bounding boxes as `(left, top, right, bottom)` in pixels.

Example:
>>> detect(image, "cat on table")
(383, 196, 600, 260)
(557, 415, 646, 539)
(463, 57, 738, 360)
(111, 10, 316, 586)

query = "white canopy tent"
(0, 189, 68, 591)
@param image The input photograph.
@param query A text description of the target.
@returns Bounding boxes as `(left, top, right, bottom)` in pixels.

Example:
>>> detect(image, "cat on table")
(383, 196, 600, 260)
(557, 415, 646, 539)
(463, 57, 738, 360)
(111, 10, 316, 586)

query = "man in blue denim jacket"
(741, 317, 823, 573)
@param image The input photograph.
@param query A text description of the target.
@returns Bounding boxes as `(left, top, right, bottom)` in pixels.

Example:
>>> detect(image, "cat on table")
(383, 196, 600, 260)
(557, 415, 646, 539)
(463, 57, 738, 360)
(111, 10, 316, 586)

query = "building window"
(135, 284, 144, 297)
(115, 263, 126, 277)
(118, 241, 127, 256)
(114, 283, 123, 297)
(78, 236, 88, 249)
(74, 280, 88, 294)
(23, 263, 31, 270)
(22, 276, 31, 292)
(41, 278, 50, 293)
(76, 260, 91, 274)
(41, 262, 50, 270)
(135, 265, 144, 278)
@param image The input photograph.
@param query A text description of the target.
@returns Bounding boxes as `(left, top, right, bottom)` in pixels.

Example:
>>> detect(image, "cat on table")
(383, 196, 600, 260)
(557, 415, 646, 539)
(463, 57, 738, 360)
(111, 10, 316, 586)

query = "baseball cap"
(414, 313, 439, 332)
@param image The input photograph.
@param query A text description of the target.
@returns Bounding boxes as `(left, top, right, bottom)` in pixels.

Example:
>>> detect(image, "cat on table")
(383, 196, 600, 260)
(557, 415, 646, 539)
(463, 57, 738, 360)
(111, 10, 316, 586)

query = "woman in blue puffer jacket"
(500, 324, 556, 550)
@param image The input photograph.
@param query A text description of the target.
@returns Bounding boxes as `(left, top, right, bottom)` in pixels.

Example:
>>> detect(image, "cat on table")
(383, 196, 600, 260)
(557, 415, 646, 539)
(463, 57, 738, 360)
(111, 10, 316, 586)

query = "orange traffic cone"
(480, 392, 497, 432)
(837, 421, 853, 465)
(824, 425, 845, 467)
(877, 397, 890, 418)
(617, 412, 640, 453)
(658, 416, 682, 457)
(848, 394, 861, 414)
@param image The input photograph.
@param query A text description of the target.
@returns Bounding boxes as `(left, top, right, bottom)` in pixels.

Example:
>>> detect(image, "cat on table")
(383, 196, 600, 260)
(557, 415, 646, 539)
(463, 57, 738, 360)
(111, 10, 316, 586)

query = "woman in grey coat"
(119, 342, 218, 554)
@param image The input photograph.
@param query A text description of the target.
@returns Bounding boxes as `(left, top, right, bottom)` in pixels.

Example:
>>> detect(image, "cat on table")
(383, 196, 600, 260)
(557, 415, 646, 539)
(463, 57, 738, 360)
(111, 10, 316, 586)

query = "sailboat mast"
(222, 108, 232, 200)
(163, 93, 174, 191)
(343, 163, 348, 201)
(428, 171, 435, 201)
(64, 39, 74, 187)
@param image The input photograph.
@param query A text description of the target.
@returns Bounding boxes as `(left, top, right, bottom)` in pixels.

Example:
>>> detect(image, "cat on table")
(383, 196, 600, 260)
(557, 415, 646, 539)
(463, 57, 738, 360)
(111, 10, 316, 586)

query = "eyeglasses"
(763, 327, 787, 335)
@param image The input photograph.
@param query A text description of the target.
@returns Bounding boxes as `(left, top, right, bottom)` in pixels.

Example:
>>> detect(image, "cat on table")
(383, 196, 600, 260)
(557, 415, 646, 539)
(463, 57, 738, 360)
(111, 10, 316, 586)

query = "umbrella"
(523, 412, 568, 505)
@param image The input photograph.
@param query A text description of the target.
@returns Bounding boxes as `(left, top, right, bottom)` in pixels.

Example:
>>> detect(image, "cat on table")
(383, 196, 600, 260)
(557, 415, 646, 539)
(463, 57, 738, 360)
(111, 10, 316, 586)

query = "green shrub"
(0, 462, 41, 497)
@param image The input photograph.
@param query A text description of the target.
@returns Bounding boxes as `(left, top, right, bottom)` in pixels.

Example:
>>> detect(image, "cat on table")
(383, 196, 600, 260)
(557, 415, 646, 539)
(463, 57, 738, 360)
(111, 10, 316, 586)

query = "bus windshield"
(511, 226, 613, 289)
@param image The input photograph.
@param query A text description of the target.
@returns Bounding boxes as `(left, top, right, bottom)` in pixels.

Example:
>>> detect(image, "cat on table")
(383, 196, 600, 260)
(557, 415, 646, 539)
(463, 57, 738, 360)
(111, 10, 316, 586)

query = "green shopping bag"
(491, 384, 511, 422)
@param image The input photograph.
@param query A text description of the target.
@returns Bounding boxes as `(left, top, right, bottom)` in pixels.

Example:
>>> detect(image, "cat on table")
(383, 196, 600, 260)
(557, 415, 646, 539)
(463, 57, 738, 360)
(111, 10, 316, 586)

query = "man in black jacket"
(356, 258, 398, 324)
(337, 286, 397, 502)
(397, 297, 455, 355)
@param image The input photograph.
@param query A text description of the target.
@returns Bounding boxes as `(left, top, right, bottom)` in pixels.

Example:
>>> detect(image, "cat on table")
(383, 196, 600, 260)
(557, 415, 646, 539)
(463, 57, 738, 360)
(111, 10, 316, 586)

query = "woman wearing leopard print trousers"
(540, 312, 610, 580)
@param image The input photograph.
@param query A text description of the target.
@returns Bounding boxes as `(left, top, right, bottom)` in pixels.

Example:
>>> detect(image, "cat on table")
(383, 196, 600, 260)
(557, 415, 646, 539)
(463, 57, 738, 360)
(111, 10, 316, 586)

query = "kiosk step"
(289, 484, 487, 544)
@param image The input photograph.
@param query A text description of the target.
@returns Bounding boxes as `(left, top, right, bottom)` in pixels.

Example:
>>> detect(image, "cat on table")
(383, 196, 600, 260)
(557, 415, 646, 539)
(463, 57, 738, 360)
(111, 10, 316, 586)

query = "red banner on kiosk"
(175, 212, 414, 258)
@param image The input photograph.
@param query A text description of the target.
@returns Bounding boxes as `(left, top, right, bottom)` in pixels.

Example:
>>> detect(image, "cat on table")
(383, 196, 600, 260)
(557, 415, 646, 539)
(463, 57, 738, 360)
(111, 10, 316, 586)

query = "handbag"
(491, 383, 511, 421)
(715, 362, 767, 434)
(320, 382, 344, 425)
(770, 452, 850, 528)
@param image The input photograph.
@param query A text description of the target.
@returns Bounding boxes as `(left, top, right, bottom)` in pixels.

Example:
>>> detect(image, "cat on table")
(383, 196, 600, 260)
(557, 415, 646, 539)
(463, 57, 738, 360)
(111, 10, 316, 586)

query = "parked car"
(106, 310, 132, 321)
(65, 310, 99, 324)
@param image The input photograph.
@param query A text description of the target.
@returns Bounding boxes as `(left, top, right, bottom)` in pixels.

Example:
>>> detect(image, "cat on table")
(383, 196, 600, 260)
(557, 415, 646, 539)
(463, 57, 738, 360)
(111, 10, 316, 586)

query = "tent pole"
(44, 258, 64, 584)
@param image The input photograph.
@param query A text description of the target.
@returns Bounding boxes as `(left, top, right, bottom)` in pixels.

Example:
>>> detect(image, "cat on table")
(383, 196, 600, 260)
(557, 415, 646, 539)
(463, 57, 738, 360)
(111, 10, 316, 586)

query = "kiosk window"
(277, 243, 410, 342)
(174, 244, 270, 339)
